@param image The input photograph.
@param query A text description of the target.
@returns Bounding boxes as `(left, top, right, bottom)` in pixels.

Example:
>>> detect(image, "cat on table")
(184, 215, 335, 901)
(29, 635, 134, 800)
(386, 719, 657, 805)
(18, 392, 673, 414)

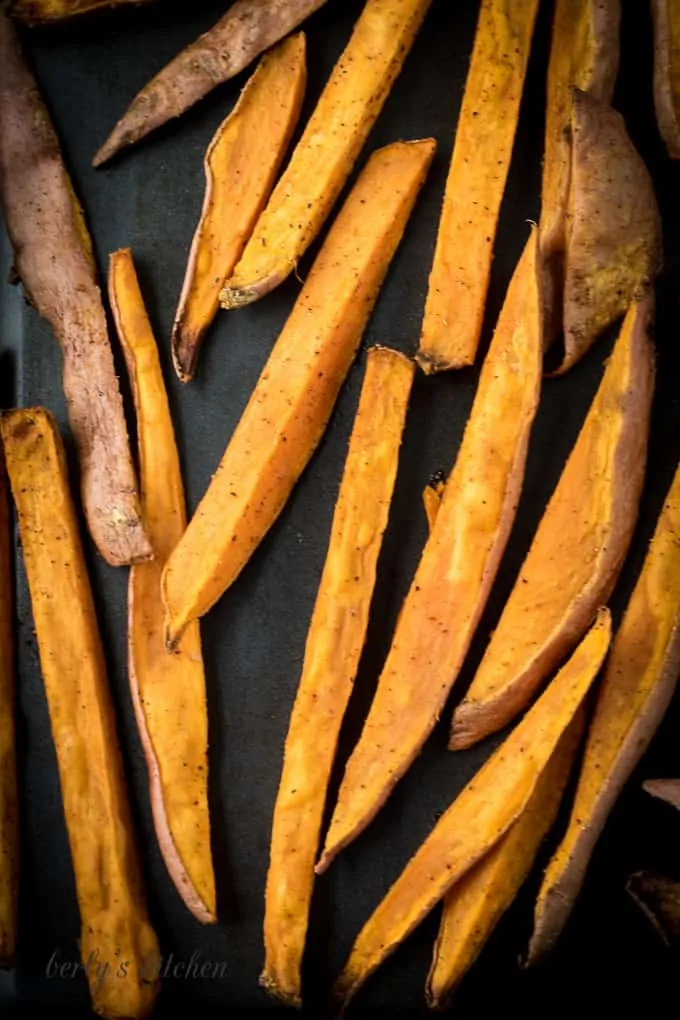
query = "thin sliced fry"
(9, 0, 156, 22)
(652, 0, 680, 159)
(643, 778, 680, 811)
(0, 452, 18, 969)
(422, 476, 445, 533)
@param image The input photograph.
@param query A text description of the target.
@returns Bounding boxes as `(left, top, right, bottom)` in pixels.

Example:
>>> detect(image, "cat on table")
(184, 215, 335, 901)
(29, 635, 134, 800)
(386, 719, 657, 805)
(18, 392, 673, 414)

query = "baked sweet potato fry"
(262, 346, 414, 1008)
(162, 138, 435, 646)
(526, 461, 680, 964)
(416, 0, 540, 373)
(627, 871, 680, 945)
(422, 476, 445, 533)
(643, 778, 680, 811)
(0, 12, 150, 567)
(220, 0, 433, 308)
(652, 0, 680, 159)
(0, 453, 18, 970)
(172, 34, 306, 383)
(93, 0, 328, 166)
(0, 408, 160, 1019)
(109, 248, 216, 925)
(450, 296, 655, 751)
(317, 229, 543, 872)
(330, 611, 611, 1013)
(9, 0, 155, 23)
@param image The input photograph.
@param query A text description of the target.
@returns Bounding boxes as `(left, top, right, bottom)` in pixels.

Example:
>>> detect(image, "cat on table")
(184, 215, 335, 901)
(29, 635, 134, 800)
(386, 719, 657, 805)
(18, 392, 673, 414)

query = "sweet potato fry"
(0, 453, 18, 970)
(93, 0, 328, 166)
(0, 408, 160, 1019)
(317, 229, 543, 872)
(627, 871, 680, 945)
(161, 138, 435, 646)
(9, 0, 155, 23)
(262, 346, 414, 1008)
(0, 12, 150, 567)
(652, 0, 680, 159)
(643, 778, 680, 811)
(450, 296, 655, 751)
(526, 461, 680, 964)
(220, 0, 433, 308)
(422, 476, 445, 533)
(330, 611, 611, 1013)
(109, 248, 216, 925)
(172, 34, 306, 383)
(426, 710, 585, 1010)
(416, 0, 540, 373)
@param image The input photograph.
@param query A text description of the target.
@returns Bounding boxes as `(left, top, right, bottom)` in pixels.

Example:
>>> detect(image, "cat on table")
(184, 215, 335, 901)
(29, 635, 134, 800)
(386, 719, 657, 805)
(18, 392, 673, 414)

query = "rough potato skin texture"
(93, 0, 327, 166)
(652, 0, 680, 158)
(0, 454, 18, 970)
(0, 13, 150, 567)
(9, 0, 155, 24)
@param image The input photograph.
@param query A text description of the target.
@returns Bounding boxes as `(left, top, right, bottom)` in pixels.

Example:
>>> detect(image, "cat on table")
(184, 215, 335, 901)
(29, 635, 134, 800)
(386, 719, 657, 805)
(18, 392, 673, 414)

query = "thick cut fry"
(262, 346, 414, 1008)
(422, 476, 445, 533)
(162, 139, 435, 646)
(317, 230, 543, 872)
(426, 711, 584, 1009)
(0, 13, 150, 567)
(109, 249, 216, 925)
(627, 872, 680, 945)
(9, 0, 155, 23)
(0, 454, 18, 969)
(0, 408, 160, 1020)
(331, 611, 611, 1013)
(526, 462, 680, 964)
(416, 0, 540, 373)
(172, 35, 306, 383)
(221, 0, 433, 308)
(643, 778, 680, 811)
(450, 296, 655, 751)
(93, 0, 328, 166)
(652, 0, 680, 159)
(539, 0, 620, 342)
(557, 89, 662, 373)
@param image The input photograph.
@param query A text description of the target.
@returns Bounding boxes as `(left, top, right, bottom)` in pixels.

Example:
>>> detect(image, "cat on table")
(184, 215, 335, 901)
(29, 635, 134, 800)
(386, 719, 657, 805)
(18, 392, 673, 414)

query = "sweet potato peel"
(162, 138, 435, 647)
(0, 453, 18, 969)
(416, 0, 540, 373)
(643, 778, 680, 811)
(317, 229, 543, 872)
(0, 408, 160, 1020)
(221, 0, 433, 308)
(172, 34, 306, 383)
(330, 610, 611, 1014)
(109, 248, 216, 925)
(526, 461, 680, 965)
(652, 0, 680, 159)
(9, 0, 156, 23)
(262, 346, 414, 1008)
(450, 295, 655, 751)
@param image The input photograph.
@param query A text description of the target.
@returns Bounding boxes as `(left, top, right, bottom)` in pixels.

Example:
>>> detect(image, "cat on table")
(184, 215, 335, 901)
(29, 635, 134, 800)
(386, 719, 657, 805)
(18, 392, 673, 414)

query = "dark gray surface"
(1, 0, 679, 1015)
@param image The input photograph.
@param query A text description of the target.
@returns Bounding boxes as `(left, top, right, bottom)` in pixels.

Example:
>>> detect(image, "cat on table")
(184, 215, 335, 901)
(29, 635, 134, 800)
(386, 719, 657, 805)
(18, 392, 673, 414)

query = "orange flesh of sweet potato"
(9, 0, 155, 23)
(627, 871, 680, 945)
(161, 138, 435, 646)
(316, 229, 543, 872)
(0, 408, 160, 1020)
(450, 295, 655, 752)
(220, 0, 433, 308)
(652, 0, 680, 159)
(422, 477, 445, 533)
(0, 13, 150, 567)
(109, 248, 216, 925)
(643, 778, 680, 811)
(93, 0, 328, 167)
(171, 34, 306, 383)
(416, 0, 540, 374)
(261, 346, 414, 1008)
(0, 453, 18, 969)
(330, 610, 611, 1013)
(526, 462, 680, 964)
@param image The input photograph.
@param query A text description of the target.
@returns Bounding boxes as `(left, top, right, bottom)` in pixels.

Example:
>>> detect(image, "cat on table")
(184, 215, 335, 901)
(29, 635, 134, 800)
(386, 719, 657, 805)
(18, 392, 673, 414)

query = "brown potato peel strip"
(652, 0, 680, 159)
(0, 452, 18, 969)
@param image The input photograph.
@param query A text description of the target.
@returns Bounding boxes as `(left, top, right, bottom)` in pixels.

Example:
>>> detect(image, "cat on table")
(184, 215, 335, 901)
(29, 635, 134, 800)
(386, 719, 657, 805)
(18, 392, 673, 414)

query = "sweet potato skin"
(652, 0, 680, 159)
(416, 0, 540, 373)
(0, 12, 150, 567)
(221, 0, 433, 308)
(9, 0, 155, 23)
(317, 229, 543, 872)
(262, 346, 414, 1008)
(109, 249, 216, 925)
(643, 778, 680, 811)
(0, 408, 160, 1019)
(450, 296, 655, 751)
(93, 0, 328, 166)
(162, 139, 435, 646)
(172, 34, 306, 383)
(526, 462, 680, 965)
(0, 454, 18, 970)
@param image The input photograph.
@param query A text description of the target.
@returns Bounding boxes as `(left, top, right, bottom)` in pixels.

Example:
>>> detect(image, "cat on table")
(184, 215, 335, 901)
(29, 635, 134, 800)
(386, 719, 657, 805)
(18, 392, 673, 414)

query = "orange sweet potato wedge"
(643, 778, 680, 811)
(0, 453, 18, 970)
(450, 295, 655, 751)
(317, 229, 543, 872)
(526, 461, 680, 964)
(161, 138, 435, 646)
(0, 408, 160, 1019)
(220, 0, 433, 308)
(652, 0, 680, 159)
(109, 248, 216, 924)
(172, 34, 306, 383)
(416, 0, 540, 373)
(262, 346, 414, 1008)
(330, 611, 611, 1014)
(9, 0, 155, 23)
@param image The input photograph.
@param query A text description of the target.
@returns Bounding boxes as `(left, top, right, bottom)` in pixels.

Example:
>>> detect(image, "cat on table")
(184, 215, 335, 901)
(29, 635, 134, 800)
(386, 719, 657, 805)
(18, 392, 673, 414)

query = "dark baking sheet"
(1, 0, 680, 1015)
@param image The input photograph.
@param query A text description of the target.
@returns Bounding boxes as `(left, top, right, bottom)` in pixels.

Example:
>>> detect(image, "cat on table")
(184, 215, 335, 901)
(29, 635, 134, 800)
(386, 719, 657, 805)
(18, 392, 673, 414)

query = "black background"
(1, 0, 680, 1016)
